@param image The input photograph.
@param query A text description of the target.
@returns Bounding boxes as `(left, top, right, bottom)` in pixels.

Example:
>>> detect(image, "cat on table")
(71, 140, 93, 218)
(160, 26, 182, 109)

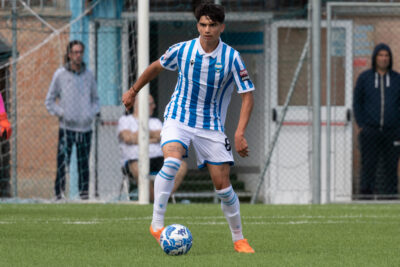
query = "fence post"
(312, 0, 321, 204)
(137, 0, 150, 204)
(11, 0, 18, 198)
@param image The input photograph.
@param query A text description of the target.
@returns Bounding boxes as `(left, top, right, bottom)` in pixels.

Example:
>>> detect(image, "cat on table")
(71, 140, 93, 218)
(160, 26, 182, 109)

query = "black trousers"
(55, 129, 92, 198)
(359, 127, 399, 195)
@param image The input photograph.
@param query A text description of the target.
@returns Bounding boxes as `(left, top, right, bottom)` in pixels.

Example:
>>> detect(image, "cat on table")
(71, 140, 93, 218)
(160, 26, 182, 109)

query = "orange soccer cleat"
(234, 239, 255, 253)
(149, 225, 164, 244)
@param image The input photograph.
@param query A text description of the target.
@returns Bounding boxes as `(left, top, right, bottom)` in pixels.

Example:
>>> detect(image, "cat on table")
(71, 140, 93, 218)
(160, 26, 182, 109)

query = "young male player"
(122, 3, 255, 253)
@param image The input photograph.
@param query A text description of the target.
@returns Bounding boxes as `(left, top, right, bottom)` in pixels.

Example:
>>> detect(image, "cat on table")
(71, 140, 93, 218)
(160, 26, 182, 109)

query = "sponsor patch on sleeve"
(240, 69, 250, 81)
(161, 44, 179, 63)
(161, 50, 170, 61)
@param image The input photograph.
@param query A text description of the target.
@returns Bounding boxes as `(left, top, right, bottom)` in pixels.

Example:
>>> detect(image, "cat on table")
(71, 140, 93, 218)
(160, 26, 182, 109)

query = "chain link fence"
(0, 2, 70, 200)
(91, 12, 270, 203)
(329, 2, 400, 200)
(1, 1, 400, 203)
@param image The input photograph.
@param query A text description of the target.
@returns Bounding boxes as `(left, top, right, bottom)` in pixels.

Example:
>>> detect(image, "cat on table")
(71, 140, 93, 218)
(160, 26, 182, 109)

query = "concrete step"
(177, 180, 246, 191)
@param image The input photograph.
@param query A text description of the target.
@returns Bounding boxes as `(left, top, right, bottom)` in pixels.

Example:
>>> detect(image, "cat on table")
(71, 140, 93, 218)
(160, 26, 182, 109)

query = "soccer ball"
(160, 224, 193, 256)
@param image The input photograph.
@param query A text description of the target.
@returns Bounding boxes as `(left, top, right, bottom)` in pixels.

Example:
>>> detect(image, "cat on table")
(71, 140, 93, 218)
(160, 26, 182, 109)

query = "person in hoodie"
(45, 40, 100, 200)
(353, 43, 400, 199)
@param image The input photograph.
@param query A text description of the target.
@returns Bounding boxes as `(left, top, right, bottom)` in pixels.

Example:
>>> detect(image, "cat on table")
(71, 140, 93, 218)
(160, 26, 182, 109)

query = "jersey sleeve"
(231, 52, 255, 93)
(159, 43, 181, 71)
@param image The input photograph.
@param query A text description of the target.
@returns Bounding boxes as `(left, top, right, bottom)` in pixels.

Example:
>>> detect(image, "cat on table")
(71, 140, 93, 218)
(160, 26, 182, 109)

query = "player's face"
(197, 16, 225, 46)
(376, 50, 390, 71)
(68, 44, 84, 66)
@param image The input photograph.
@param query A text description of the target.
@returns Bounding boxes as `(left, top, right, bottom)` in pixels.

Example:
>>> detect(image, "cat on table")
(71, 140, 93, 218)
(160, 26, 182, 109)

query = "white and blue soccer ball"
(160, 224, 193, 256)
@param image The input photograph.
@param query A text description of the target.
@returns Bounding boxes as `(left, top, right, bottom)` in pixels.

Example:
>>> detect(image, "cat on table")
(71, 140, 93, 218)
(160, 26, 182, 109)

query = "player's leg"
(172, 160, 187, 194)
(207, 163, 254, 253)
(149, 157, 167, 202)
(151, 142, 184, 233)
(208, 163, 240, 238)
(194, 130, 254, 253)
(208, 164, 243, 240)
(150, 157, 185, 200)
(150, 120, 191, 243)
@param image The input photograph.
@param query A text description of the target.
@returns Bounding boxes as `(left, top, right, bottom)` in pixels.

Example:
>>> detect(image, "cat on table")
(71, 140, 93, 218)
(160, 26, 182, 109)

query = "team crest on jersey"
(240, 69, 250, 81)
(215, 62, 223, 73)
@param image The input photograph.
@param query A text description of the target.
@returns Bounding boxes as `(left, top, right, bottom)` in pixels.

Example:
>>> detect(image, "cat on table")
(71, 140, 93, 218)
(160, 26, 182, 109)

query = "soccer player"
(122, 3, 255, 253)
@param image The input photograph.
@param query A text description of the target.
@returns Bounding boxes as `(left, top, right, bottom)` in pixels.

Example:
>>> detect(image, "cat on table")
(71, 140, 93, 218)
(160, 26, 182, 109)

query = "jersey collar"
(196, 37, 222, 58)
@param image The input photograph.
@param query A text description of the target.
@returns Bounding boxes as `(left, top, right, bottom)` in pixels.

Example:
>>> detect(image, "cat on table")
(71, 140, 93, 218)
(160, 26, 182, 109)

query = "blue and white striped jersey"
(160, 37, 255, 132)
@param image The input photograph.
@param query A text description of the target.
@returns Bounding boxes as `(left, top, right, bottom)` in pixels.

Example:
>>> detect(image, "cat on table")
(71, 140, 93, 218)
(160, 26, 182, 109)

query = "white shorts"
(161, 119, 234, 169)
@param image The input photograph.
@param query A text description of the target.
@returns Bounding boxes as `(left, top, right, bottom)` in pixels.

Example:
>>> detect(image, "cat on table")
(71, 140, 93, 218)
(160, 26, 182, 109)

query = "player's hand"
(0, 112, 12, 140)
(122, 89, 137, 111)
(235, 133, 249, 157)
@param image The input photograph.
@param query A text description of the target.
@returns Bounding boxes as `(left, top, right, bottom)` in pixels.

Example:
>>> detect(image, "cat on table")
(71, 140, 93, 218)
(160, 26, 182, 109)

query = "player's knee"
(162, 142, 186, 159)
(217, 186, 238, 209)
(158, 157, 182, 180)
(213, 179, 231, 190)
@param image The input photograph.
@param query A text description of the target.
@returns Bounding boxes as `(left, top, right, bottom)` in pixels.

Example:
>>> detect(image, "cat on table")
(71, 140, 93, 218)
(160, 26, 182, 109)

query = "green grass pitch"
(1, 203, 400, 266)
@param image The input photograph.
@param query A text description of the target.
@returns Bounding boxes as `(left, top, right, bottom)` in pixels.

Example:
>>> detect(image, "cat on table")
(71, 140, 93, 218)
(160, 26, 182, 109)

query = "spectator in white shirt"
(118, 94, 186, 201)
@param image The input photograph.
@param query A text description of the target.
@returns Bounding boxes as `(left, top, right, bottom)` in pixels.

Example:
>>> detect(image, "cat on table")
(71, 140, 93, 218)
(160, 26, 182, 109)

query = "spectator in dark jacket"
(353, 43, 400, 199)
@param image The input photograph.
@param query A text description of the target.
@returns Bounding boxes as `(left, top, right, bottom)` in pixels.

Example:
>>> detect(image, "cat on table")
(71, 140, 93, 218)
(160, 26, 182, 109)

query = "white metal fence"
(1, 1, 400, 203)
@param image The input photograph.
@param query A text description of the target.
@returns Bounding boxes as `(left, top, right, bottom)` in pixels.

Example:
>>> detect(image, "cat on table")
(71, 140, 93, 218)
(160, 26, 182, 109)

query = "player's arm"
(118, 130, 138, 145)
(235, 91, 254, 157)
(122, 60, 164, 110)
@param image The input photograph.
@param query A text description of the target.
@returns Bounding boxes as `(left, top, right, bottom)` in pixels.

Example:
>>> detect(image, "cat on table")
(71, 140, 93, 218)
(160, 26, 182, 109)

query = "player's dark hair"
(194, 3, 225, 23)
(64, 40, 85, 64)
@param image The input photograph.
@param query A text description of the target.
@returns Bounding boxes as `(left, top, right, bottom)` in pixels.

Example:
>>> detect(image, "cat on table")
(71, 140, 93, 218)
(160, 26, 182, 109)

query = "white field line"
(1, 214, 400, 225)
(187, 220, 369, 225)
(63, 221, 99, 225)
(0, 220, 381, 226)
